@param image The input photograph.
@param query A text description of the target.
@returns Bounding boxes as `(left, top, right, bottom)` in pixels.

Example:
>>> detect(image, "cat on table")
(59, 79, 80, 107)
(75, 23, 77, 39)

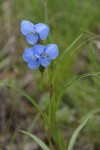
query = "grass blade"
(21, 130, 50, 150)
(0, 57, 11, 69)
(45, 2, 52, 43)
(56, 72, 100, 110)
(68, 109, 100, 150)
(71, 35, 100, 56)
(54, 34, 83, 67)
(0, 80, 43, 115)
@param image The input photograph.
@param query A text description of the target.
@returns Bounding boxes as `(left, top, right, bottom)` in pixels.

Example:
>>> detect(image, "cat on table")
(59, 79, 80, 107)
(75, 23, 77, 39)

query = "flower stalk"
(20, 19, 60, 149)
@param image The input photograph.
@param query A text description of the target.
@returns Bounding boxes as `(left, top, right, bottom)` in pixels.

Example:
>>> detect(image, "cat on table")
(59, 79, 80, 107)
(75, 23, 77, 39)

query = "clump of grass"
(0, 0, 100, 149)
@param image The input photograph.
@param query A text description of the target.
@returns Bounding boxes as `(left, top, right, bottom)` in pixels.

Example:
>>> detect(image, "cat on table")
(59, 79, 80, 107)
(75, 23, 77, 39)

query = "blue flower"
(21, 20, 49, 45)
(22, 44, 59, 70)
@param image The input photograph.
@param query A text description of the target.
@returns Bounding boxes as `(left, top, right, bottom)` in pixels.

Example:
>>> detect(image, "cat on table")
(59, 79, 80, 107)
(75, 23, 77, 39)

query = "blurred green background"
(0, 0, 100, 149)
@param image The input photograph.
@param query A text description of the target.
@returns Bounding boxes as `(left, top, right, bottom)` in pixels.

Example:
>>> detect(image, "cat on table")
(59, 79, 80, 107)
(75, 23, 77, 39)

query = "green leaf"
(0, 80, 43, 115)
(56, 72, 100, 110)
(68, 109, 100, 150)
(21, 130, 50, 150)
(0, 57, 11, 69)
(54, 34, 83, 67)
(45, 2, 52, 43)
(71, 35, 100, 56)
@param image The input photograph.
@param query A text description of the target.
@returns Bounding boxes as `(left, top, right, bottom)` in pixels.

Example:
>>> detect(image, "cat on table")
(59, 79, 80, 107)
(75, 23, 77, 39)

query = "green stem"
(50, 67, 54, 100)
(40, 72, 44, 91)
(39, 65, 45, 91)
(48, 63, 63, 150)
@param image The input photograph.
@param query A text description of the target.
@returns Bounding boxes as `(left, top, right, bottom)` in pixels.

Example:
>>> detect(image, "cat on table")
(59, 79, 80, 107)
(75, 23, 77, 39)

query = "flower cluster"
(21, 20, 59, 70)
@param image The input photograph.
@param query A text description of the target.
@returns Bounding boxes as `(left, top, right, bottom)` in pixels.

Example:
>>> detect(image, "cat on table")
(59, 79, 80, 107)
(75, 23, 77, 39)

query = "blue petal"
(45, 44, 59, 59)
(35, 23, 49, 40)
(32, 44, 45, 56)
(40, 56, 51, 67)
(28, 59, 40, 70)
(21, 20, 35, 35)
(23, 47, 34, 62)
(26, 33, 38, 45)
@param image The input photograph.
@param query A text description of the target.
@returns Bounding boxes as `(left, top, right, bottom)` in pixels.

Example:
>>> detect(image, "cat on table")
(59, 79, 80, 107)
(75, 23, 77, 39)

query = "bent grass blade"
(56, 72, 100, 110)
(0, 80, 44, 116)
(68, 109, 100, 150)
(54, 34, 83, 68)
(20, 130, 50, 150)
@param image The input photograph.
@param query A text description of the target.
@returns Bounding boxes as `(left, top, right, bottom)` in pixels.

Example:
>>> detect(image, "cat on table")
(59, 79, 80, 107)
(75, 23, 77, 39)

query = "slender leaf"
(54, 34, 83, 67)
(68, 109, 100, 150)
(0, 57, 11, 69)
(56, 72, 100, 110)
(0, 80, 43, 115)
(71, 35, 100, 56)
(45, 2, 52, 43)
(21, 130, 50, 150)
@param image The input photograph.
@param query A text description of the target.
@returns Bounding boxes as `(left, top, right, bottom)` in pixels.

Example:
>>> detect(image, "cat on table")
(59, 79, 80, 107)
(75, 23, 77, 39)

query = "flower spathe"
(21, 20, 49, 44)
(23, 44, 59, 70)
